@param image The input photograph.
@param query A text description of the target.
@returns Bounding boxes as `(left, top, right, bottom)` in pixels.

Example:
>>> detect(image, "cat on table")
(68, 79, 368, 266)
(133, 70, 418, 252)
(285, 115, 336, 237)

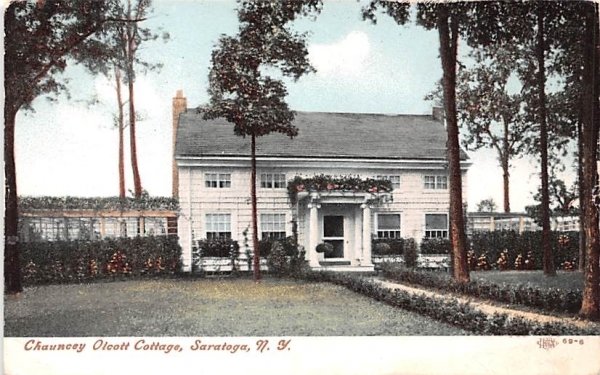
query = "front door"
(323, 215, 344, 258)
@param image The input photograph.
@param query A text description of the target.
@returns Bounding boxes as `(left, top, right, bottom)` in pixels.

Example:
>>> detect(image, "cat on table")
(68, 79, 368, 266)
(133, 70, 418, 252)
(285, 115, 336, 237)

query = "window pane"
(436, 176, 448, 189)
(426, 214, 448, 229)
(424, 176, 435, 189)
(378, 214, 400, 230)
(324, 216, 344, 237)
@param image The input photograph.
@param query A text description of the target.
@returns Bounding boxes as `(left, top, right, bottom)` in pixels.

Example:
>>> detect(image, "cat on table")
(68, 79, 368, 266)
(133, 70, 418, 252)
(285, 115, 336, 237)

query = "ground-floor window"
(206, 213, 231, 240)
(260, 213, 286, 240)
(425, 213, 448, 239)
(376, 213, 401, 239)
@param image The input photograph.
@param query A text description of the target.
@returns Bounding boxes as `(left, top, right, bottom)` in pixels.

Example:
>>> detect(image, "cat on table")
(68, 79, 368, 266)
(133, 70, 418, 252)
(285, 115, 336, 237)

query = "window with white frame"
(205, 173, 231, 188)
(260, 173, 286, 189)
(260, 213, 286, 240)
(206, 213, 231, 240)
(377, 214, 401, 239)
(376, 175, 401, 189)
(424, 175, 448, 190)
(425, 214, 449, 239)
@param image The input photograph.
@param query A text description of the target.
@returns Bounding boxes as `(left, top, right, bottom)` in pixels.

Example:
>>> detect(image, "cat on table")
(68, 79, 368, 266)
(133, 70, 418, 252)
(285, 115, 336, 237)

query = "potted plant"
(315, 242, 334, 257)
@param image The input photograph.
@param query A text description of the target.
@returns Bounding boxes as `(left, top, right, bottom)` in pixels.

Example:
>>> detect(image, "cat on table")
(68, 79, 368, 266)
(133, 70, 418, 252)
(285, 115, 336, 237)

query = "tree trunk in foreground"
(579, 2, 599, 320)
(251, 134, 261, 281)
(437, 5, 469, 283)
(536, 3, 555, 277)
(4, 105, 23, 294)
(115, 67, 126, 199)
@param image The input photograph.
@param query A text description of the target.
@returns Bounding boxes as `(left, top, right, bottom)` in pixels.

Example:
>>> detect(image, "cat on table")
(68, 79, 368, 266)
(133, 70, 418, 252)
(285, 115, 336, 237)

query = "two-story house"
(172, 91, 470, 272)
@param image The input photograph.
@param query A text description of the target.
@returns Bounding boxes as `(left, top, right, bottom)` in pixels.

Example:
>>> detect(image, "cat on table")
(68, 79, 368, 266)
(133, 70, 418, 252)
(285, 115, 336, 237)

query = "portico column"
(361, 203, 373, 267)
(308, 201, 321, 268)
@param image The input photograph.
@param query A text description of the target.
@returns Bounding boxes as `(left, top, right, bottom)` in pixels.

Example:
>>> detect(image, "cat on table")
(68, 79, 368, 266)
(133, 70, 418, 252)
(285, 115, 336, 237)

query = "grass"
(470, 270, 584, 291)
(4, 277, 468, 336)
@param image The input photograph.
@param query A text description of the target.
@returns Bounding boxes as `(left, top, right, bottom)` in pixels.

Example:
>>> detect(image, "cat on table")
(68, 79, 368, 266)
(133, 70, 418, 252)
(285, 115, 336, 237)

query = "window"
(376, 175, 400, 189)
(425, 214, 449, 239)
(377, 214, 401, 239)
(260, 213, 286, 240)
(424, 175, 447, 190)
(260, 173, 286, 189)
(206, 213, 231, 239)
(205, 173, 231, 188)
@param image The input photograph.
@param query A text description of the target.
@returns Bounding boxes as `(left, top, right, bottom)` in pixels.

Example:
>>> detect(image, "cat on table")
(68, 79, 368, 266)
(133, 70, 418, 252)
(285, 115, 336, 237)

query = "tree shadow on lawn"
(4, 277, 468, 336)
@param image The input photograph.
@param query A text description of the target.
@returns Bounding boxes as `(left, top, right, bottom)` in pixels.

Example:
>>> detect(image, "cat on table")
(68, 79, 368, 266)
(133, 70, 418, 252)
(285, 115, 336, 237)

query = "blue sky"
(13, 0, 575, 211)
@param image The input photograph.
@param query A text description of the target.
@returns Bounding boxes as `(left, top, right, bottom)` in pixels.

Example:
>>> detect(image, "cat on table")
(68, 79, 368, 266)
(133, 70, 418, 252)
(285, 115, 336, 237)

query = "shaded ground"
(4, 277, 467, 336)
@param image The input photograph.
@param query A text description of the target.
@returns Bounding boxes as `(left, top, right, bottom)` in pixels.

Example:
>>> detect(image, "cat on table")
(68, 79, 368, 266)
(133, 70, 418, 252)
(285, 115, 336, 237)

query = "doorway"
(323, 215, 344, 258)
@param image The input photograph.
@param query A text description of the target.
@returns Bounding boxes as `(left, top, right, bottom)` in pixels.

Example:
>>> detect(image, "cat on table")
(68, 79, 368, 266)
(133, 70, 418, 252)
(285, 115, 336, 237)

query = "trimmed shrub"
(266, 238, 308, 277)
(372, 238, 404, 255)
(259, 236, 298, 258)
(420, 238, 451, 254)
(196, 238, 239, 258)
(380, 263, 584, 315)
(21, 236, 182, 285)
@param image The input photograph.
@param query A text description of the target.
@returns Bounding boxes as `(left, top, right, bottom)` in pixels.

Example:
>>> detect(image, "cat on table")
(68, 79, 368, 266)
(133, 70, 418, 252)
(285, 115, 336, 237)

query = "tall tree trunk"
(577, 119, 587, 271)
(501, 157, 510, 213)
(4, 104, 23, 294)
(536, 3, 555, 277)
(502, 119, 510, 213)
(126, 0, 142, 198)
(251, 134, 261, 281)
(115, 67, 126, 199)
(437, 5, 469, 283)
(580, 2, 599, 320)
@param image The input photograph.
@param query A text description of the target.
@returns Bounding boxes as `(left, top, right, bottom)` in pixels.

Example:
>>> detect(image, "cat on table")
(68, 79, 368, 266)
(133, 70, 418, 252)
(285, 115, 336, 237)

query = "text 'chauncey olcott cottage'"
(172, 90, 471, 272)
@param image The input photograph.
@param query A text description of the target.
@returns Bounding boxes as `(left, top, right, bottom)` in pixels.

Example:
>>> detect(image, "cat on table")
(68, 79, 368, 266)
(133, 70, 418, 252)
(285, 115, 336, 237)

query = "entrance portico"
(300, 191, 390, 272)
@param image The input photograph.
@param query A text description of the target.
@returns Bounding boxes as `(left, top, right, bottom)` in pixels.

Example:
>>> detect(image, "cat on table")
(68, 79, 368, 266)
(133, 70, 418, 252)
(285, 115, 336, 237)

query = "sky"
(13, 0, 576, 212)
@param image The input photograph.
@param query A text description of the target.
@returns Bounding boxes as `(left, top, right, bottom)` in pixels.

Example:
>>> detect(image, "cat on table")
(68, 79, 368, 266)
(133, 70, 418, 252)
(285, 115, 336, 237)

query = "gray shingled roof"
(175, 110, 468, 160)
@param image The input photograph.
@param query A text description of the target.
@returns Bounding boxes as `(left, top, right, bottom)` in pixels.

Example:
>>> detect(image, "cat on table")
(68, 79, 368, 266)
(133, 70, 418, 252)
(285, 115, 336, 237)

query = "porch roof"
(175, 110, 468, 161)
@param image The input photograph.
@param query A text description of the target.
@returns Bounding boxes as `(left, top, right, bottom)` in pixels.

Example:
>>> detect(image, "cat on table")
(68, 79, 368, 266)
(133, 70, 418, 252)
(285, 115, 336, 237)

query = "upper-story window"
(424, 214, 448, 239)
(376, 213, 401, 239)
(205, 173, 231, 188)
(206, 213, 231, 240)
(260, 213, 287, 240)
(424, 175, 447, 190)
(260, 173, 286, 189)
(376, 175, 400, 189)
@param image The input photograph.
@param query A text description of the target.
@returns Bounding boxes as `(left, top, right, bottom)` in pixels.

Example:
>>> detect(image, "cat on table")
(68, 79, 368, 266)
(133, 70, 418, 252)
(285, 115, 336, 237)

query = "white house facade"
(172, 91, 471, 272)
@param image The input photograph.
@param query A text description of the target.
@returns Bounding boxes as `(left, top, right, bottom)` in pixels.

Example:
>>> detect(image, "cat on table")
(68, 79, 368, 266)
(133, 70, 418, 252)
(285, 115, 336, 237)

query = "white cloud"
(308, 31, 371, 77)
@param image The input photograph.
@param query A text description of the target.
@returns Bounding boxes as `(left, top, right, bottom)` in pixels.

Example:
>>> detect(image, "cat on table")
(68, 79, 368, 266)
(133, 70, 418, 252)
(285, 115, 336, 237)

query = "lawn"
(4, 277, 467, 336)
(470, 270, 584, 290)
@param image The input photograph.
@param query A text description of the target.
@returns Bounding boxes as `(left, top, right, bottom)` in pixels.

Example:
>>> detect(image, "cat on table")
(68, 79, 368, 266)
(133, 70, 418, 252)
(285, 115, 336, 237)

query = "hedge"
(195, 238, 239, 258)
(21, 236, 182, 285)
(300, 271, 598, 335)
(372, 239, 405, 255)
(380, 264, 583, 315)
(419, 238, 451, 254)
(469, 231, 579, 271)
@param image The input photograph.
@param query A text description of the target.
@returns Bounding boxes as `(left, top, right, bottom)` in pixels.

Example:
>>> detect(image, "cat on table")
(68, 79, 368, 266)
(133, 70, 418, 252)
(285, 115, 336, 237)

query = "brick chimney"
(172, 90, 187, 198)
(432, 106, 445, 122)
